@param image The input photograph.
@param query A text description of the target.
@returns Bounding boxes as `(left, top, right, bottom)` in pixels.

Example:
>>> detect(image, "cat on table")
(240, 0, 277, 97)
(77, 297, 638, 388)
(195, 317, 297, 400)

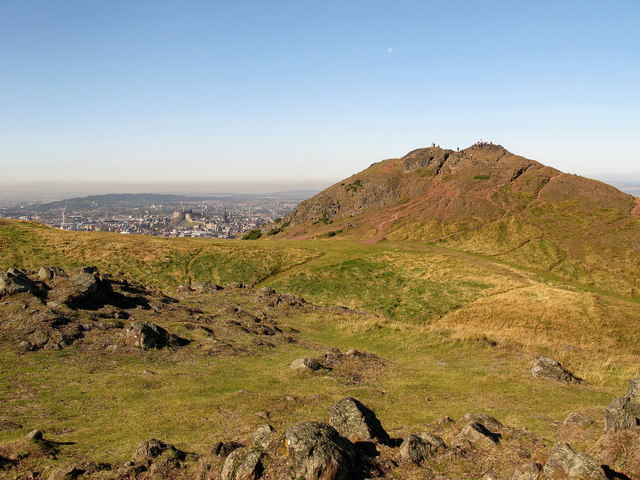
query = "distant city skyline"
(1, 1, 639, 188)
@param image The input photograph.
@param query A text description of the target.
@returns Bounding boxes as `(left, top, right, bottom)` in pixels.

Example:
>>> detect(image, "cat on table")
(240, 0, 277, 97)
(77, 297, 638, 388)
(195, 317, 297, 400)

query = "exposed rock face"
(290, 357, 325, 371)
(604, 378, 640, 431)
(451, 422, 500, 450)
(531, 357, 581, 384)
(221, 448, 263, 480)
(122, 321, 187, 349)
(279, 421, 356, 480)
(542, 442, 606, 479)
(0, 269, 36, 297)
(329, 397, 391, 445)
(510, 462, 542, 480)
(399, 433, 445, 464)
(252, 424, 275, 450)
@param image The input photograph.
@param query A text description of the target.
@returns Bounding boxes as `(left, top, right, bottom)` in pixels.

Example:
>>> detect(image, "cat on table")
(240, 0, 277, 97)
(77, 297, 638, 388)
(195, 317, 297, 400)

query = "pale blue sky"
(1, 0, 639, 192)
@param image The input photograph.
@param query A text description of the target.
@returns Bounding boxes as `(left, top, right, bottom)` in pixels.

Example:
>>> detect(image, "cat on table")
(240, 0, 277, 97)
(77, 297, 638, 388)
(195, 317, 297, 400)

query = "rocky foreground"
(2, 384, 639, 480)
(1, 267, 639, 479)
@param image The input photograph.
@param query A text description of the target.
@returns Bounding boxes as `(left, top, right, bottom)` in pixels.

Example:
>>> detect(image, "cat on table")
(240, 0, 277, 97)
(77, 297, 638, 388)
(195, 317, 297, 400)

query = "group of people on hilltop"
(430, 140, 493, 151)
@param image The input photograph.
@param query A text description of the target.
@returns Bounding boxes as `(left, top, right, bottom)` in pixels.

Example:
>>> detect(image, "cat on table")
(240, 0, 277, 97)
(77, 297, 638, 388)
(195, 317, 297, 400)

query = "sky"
(1, 0, 639, 196)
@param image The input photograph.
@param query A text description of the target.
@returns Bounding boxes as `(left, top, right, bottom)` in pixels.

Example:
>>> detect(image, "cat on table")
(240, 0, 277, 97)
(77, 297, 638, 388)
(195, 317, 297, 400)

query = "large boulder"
(451, 422, 500, 450)
(221, 448, 263, 480)
(122, 322, 188, 349)
(329, 397, 391, 445)
(542, 442, 606, 479)
(0, 269, 35, 297)
(279, 421, 357, 480)
(531, 357, 581, 384)
(604, 378, 640, 431)
(399, 433, 445, 464)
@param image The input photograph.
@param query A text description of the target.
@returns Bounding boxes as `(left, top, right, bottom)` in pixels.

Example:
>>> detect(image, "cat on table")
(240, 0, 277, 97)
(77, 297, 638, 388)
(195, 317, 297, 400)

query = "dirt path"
(363, 213, 399, 245)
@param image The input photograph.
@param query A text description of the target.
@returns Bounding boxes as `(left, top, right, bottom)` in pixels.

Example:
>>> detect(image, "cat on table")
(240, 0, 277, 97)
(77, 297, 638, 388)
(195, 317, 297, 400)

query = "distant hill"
(271, 143, 640, 296)
(32, 190, 318, 212)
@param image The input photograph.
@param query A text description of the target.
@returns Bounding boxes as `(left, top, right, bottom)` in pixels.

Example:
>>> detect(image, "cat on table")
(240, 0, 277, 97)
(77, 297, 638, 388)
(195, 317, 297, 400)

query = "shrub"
(242, 229, 262, 240)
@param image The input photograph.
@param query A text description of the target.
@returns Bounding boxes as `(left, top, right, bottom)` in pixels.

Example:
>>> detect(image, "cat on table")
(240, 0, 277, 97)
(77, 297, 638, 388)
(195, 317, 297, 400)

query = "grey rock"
(132, 438, 183, 464)
(280, 421, 356, 480)
(542, 442, 606, 479)
(25, 429, 43, 441)
(604, 380, 640, 431)
(461, 413, 503, 432)
(38, 266, 67, 281)
(221, 448, 263, 480)
(213, 441, 242, 457)
(510, 463, 542, 480)
(451, 422, 500, 450)
(531, 357, 581, 384)
(290, 357, 325, 371)
(399, 433, 445, 464)
(627, 377, 640, 401)
(123, 321, 187, 349)
(252, 424, 275, 450)
(329, 397, 391, 445)
(69, 272, 100, 295)
(563, 412, 594, 426)
(0, 269, 35, 297)
(604, 406, 637, 432)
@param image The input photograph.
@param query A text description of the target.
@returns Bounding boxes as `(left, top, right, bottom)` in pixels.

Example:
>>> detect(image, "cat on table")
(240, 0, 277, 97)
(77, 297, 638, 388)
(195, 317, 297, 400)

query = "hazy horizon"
(1, 171, 639, 204)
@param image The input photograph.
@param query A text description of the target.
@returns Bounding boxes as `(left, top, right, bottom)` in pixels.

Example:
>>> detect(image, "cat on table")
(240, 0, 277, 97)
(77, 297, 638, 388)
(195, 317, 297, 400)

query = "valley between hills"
(1, 144, 639, 479)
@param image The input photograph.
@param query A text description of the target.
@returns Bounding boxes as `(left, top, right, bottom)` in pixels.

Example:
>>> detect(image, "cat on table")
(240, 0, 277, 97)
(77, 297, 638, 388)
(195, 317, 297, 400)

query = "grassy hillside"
(0, 219, 321, 288)
(1, 219, 640, 478)
(269, 144, 640, 298)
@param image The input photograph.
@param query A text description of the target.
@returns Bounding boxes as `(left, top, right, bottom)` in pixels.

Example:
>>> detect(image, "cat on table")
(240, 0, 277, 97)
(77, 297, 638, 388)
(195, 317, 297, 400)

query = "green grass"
(0, 309, 626, 468)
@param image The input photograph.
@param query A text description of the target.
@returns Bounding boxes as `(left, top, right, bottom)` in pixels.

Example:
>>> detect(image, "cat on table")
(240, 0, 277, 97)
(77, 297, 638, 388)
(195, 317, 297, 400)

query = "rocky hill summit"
(263, 143, 640, 295)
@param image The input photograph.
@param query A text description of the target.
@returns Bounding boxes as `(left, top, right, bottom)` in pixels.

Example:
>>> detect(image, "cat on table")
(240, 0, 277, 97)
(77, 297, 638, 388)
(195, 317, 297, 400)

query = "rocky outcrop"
(278, 421, 357, 480)
(398, 433, 445, 464)
(329, 397, 391, 445)
(531, 357, 581, 384)
(542, 442, 606, 479)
